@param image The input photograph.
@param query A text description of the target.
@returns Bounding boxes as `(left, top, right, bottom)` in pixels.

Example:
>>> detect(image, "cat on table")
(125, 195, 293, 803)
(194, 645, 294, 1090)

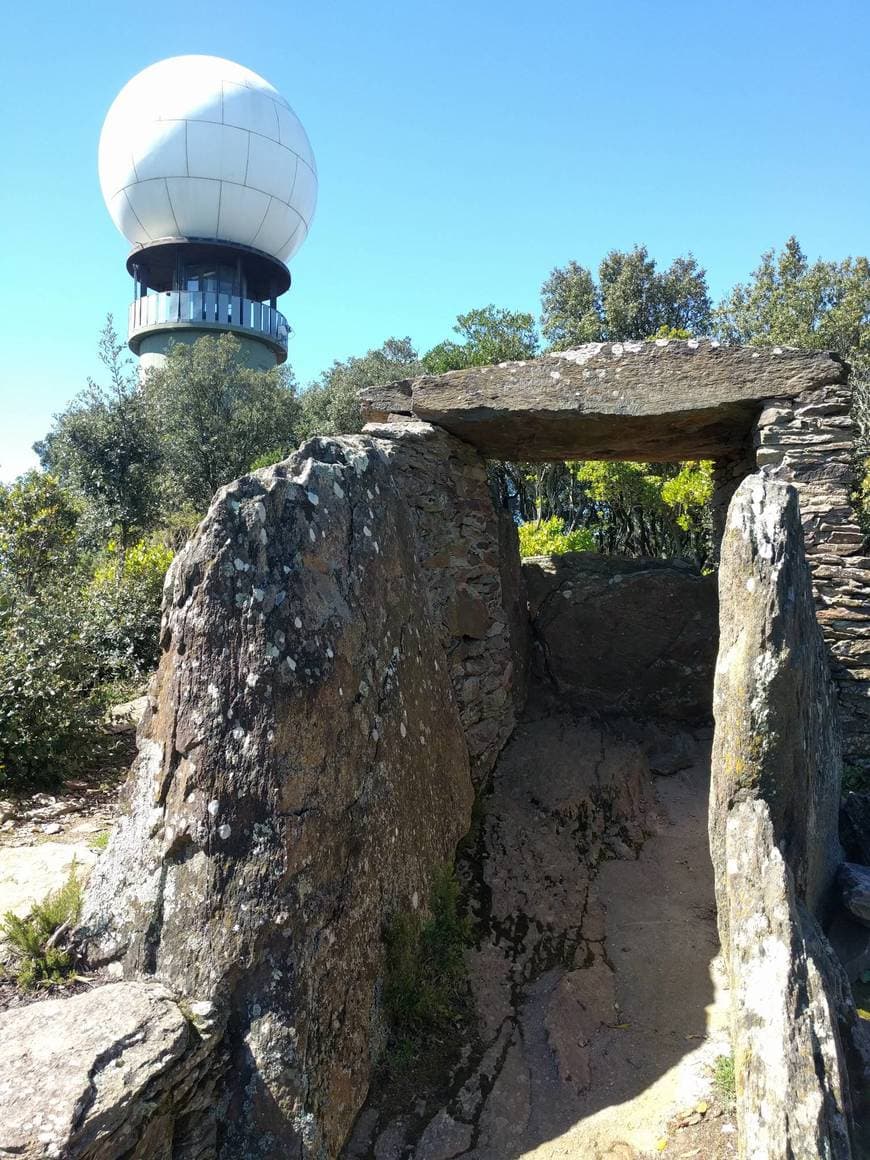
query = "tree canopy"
(298, 337, 421, 439)
(143, 333, 300, 511)
(422, 306, 539, 373)
(541, 245, 712, 349)
(36, 318, 161, 554)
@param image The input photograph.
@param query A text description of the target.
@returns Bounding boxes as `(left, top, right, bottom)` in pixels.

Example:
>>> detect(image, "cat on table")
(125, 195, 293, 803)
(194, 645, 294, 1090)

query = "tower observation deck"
(98, 55, 317, 370)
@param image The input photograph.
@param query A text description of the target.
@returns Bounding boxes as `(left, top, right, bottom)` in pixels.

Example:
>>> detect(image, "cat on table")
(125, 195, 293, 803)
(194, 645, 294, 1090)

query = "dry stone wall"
(755, 378, 870, 776)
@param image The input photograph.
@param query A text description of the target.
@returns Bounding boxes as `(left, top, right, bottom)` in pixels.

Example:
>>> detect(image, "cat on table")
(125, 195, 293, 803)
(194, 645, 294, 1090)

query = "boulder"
(523, 553, 717, 722)
(79, 434, 475, 1157)
(839, 863, 870, 928)
(0, 981, 221, 1159)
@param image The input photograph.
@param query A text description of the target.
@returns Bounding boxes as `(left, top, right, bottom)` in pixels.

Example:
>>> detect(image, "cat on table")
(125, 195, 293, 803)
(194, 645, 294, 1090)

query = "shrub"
(517, 517, 596, 558)
(1, 863, 83, 989)
(0, 594, 102, 789)
(83, 538, 173, 682)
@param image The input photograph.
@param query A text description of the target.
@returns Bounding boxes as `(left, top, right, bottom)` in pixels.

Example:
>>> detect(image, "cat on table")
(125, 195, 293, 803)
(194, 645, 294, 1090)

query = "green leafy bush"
(0, 595, 102, 789)
(1, 863, 83, 988)
(82, 538, 173, 682)
(517, 517, 596, 558)
(660, 460, 714, 531)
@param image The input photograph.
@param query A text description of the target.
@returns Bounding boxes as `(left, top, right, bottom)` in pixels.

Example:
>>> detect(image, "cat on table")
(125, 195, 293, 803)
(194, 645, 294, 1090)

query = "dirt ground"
(346, 708, 738, 1160)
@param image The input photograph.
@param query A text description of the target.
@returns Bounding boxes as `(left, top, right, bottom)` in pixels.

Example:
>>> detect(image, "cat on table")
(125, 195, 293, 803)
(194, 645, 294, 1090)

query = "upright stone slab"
(80, 435, 475, 1158)
(712, 474, 866, 1157)
(364, 421, 528, 780)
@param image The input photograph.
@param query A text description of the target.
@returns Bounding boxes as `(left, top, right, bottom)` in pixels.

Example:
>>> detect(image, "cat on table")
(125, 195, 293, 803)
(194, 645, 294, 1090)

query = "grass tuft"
(1, 862, 83, 989)
(712, 1053, 736, 1106)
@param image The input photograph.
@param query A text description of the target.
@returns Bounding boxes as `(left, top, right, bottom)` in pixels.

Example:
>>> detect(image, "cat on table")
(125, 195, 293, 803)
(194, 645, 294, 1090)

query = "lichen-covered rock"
(524, 553, 717, 722)
(79, 435, 475, 1158)
(0, 981, 221, 1159)
(711, 474, 842, 930)
(712, 473, 866, 1157)
(723, 801, 855, 1159)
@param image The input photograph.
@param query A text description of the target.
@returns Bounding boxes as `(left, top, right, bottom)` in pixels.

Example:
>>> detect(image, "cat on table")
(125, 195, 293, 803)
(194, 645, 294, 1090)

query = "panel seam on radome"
(214, 178, 223, 242)
(274, 210, 304, 261)
(286, 155, 300, 216)
(164, 178, 182, 237)
(184, 120, 190, 178)
(243, 128, 251, 185)
(123, 190, 153, 243)
(249, 196, 274, 249)
(119, 175, 298, 216)
(136, 115, 311, 162)
(270, 96, 281, 141)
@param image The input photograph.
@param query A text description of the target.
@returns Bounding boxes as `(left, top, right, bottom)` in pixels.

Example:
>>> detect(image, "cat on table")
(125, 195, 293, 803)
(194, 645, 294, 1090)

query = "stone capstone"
(0, 981, 222, 1159)
(78, 432, 478, 1157)
(359, 340, 845, 461)
(523, 552, 717, 723)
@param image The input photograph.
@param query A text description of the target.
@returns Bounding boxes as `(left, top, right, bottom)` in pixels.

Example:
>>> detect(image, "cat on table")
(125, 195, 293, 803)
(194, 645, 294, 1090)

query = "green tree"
(422, 305, 538, 373)
(144, 333, 300, 511)
(298, 337, 421, 439)
(540, 246, 711, 350)
(0, 473, 79, 605)
(37, 317, 161, 558)
(714, 236, 870, 436)
(539, 261, 604, 349)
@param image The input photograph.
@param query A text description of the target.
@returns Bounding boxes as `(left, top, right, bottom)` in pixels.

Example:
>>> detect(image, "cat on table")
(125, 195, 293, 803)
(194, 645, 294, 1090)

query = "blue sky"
(0, 0, 868, 478)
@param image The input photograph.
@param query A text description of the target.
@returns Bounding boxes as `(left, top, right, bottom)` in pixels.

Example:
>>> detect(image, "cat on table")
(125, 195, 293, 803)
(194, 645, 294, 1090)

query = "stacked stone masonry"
(757, 378, 870, 774)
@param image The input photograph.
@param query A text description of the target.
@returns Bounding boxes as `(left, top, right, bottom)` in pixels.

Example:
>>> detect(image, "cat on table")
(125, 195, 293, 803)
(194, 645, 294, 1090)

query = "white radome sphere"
(99, 55, 316, 265)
